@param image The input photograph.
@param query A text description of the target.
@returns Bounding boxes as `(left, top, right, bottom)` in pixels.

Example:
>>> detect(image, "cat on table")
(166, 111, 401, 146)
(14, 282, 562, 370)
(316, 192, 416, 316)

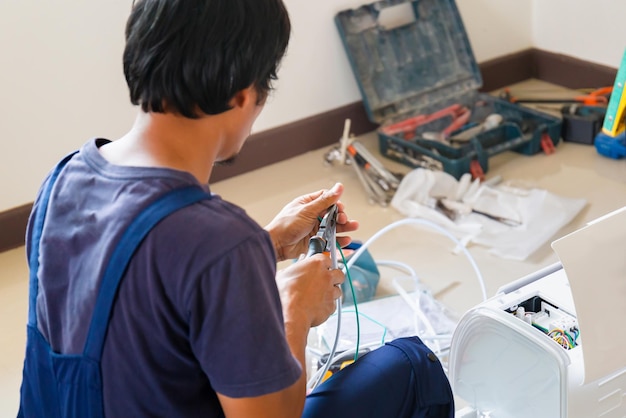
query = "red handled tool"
(380, 104, 471, 139)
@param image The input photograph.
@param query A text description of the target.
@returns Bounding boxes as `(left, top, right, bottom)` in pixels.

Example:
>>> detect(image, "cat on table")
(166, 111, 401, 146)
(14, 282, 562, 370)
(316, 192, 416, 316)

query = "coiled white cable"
(307, 217, 487, 391)
(346, 218, 488, 302)
(375, 260, 420, 283)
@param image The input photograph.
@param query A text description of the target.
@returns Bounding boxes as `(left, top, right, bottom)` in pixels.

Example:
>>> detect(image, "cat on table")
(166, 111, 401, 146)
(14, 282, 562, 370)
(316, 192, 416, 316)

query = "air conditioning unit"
(449, 207, 626, 418)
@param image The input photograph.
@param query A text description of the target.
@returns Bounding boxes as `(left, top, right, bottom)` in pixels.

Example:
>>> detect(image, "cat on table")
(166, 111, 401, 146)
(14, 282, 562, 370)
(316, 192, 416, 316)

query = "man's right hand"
(277, 254, 344, 328)
(217, 256, 343, 418)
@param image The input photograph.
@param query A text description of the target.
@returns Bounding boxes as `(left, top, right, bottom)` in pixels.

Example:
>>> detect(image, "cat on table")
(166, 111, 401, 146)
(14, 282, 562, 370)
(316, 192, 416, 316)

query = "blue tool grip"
(595, 131, 626, 159)
(306, 237, 327, 258)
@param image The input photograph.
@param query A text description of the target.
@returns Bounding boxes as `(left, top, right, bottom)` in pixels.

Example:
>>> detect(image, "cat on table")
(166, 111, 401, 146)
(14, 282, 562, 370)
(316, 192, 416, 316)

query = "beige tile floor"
(2, 80, 626, 415)
(0, 247, 29, 416)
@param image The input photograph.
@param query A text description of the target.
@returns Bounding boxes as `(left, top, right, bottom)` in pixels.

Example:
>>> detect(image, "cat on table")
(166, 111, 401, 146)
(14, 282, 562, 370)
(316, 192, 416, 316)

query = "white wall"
(1, 0, 532, 211)
(0, 1, 135, 210)
(532, 0, 626, 68)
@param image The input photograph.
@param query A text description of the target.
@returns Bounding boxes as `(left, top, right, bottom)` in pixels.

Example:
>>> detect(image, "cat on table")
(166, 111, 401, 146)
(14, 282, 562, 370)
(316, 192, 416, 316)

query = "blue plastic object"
(335, 0, 561, 179)
(595, 131, 626, 159)
(340, 242, 380, 305)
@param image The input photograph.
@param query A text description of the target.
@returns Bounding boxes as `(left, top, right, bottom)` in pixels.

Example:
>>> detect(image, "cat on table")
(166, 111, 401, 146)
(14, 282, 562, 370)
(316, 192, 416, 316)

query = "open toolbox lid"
(550, 206, 626, 384)
(335, 0, 482, 125)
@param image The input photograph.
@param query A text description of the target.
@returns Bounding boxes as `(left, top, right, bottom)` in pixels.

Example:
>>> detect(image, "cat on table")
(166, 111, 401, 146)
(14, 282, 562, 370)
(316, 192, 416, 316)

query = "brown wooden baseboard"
(532, 49, 618, 90)
(0, 204, 31, 253)
(0, 48, 618, 252)
(479, 49, 536, 93)
(209, 101, 378, 182)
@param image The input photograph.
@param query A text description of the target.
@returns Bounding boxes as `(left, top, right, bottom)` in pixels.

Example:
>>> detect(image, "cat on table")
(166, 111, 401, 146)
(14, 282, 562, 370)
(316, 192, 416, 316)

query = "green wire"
(563, 331, 576, 347)
(338, 244, 360, 362)
(533, 322, 577, 349)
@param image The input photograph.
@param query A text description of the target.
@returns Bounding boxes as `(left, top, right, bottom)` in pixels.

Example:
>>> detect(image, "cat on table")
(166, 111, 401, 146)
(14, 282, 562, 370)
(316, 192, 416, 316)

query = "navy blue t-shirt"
(27, 139, 302, 417)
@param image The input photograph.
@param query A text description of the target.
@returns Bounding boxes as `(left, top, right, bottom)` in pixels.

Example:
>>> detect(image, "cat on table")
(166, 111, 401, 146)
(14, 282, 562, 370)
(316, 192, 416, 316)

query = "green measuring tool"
(602, 49, 626, 137)
(595, 48, 626, 159)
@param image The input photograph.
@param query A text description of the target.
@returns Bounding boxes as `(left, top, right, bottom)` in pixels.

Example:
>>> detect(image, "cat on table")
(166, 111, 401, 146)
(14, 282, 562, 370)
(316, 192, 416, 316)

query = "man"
(18, 0, 453, 417)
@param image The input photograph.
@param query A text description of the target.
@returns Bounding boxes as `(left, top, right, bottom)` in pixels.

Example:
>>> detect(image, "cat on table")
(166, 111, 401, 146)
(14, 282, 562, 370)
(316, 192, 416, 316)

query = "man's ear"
(229, 86, 256, 109)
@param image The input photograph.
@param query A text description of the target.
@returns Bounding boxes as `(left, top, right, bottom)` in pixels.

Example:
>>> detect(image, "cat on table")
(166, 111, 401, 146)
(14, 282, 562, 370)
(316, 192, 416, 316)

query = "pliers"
(380, 104, 471, 140)
(306, 204, 338, 257)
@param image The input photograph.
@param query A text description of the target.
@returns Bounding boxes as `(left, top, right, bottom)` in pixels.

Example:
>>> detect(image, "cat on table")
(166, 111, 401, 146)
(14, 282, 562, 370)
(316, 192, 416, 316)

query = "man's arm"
(217, 255, 344, 418)
(216, 319, 308, 418)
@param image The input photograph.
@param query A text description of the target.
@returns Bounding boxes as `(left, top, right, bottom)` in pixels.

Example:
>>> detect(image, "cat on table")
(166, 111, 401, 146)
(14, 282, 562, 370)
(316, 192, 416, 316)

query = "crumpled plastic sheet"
(390, 169, 587, 260)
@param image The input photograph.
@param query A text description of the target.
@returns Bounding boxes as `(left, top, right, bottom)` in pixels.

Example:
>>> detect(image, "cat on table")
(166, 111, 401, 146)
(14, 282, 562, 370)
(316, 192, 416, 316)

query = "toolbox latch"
(469, 160, 485, 181)
(540, 132, 556, 155)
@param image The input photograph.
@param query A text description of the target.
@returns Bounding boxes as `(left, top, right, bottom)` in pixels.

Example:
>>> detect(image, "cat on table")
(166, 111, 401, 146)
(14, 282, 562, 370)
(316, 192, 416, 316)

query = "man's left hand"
(265, 183, 359, 261)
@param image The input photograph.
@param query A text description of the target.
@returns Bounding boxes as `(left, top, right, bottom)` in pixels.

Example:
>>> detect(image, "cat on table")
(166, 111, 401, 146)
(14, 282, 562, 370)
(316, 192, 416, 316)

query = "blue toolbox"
(335, 0, 562, 180)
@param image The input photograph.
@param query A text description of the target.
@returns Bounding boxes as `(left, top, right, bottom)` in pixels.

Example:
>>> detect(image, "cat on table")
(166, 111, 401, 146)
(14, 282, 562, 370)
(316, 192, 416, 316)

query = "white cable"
(308, 225, 340, 391)
(308, 299, 341, 390)
(375, 260, 420, 283)
(346, 218, 488, 302)
(392, 279, 442, 354)
(308, 217, 487, 390)
(392, 280, 436, 337)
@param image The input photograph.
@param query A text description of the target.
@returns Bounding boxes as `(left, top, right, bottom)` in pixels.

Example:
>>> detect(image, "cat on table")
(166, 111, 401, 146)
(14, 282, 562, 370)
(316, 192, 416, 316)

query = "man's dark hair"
(123, 0, 291, 118)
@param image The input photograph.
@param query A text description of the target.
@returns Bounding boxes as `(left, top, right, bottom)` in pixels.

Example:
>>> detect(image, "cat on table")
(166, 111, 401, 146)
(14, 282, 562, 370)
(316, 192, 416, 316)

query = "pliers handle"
(380, 104, 470, 138)
(306, 205, 338, 258)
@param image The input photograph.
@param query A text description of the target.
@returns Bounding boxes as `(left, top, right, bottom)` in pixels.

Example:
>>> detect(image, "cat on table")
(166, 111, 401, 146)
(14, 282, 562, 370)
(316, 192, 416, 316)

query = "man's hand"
(218, 256, 345, 418)
(265, 183, 359, 261)
(277, 254, 345, 328)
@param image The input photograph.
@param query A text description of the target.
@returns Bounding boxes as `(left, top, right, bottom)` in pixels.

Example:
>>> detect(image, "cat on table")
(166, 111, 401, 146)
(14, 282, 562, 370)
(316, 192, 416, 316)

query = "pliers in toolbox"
(380, 104, 471, 140)
(306, 204, 338, 258)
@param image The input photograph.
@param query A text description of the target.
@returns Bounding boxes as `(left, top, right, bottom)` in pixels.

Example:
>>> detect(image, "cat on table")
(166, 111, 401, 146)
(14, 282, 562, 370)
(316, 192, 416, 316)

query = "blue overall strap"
(83, 185, 210, 361)
(27, 151, 78, 327)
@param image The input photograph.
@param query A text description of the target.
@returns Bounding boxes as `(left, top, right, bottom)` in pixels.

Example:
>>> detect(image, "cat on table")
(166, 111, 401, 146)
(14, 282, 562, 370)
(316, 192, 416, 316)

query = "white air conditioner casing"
(449, 207, 626, 418)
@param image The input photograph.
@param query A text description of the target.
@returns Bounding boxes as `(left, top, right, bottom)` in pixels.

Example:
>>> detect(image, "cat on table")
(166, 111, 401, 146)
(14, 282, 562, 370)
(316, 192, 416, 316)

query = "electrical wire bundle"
(306, 217, 489, 391)
(532, 323, 579, 350)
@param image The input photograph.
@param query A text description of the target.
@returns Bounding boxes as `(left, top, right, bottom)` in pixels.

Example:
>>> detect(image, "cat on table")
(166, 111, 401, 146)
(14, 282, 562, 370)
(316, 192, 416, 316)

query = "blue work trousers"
(303, 336, 454, 418)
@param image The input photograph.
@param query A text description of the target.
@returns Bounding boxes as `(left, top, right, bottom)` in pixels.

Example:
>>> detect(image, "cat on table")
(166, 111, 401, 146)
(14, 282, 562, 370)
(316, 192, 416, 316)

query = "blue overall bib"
(17, 153, 210, 417)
